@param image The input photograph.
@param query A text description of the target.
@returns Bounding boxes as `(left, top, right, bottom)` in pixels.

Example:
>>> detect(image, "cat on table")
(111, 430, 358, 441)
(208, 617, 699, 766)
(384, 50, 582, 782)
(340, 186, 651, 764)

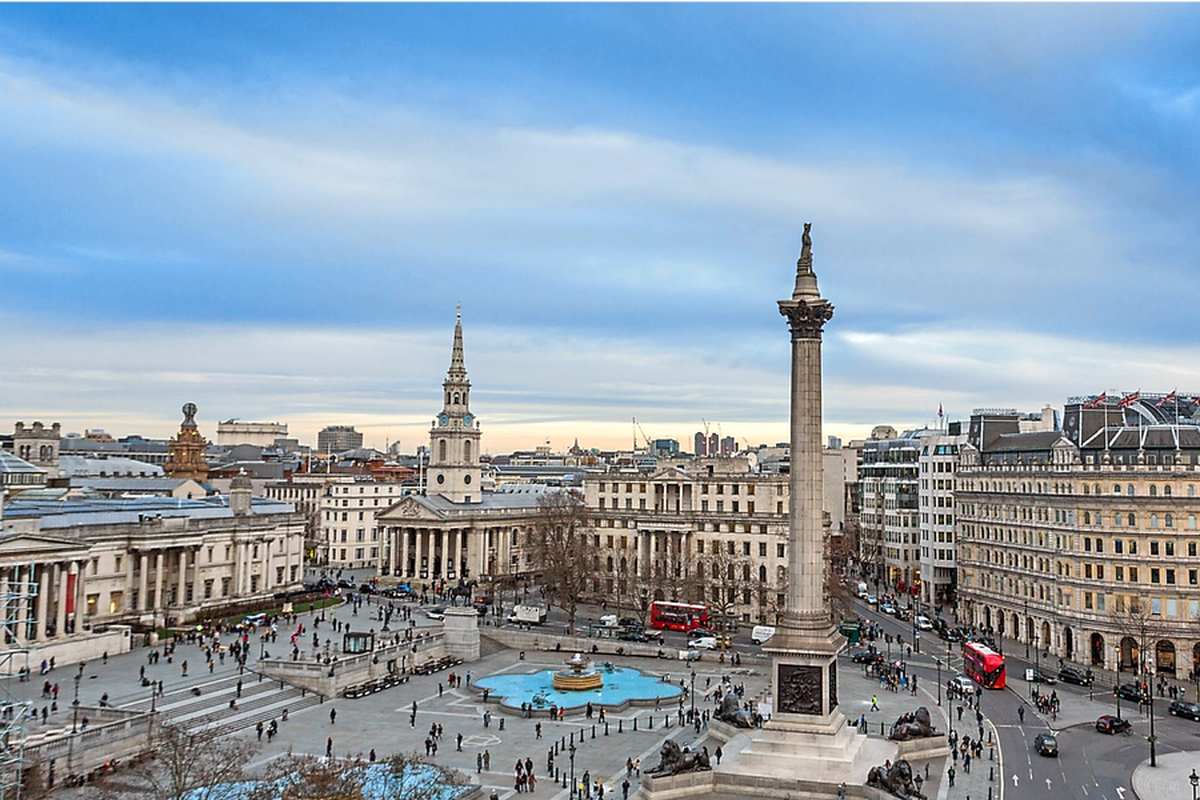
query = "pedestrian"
(1017, 705, 1025, 723)
(634, 759, 640, 777)
(622, 779, 631, 800)
(326, 737, 333, 758)
(484, 750, 491, 771)
(478, 753, 483, 773)
(182, 660, 188, 677)
(947, 765, 955, 787)
(370, 748, 376, 762)
(871, 694, 879, 711)
(457, 732, 463, 752)
(715, 745, 723, 765)
(330, 708, 337, 725)
(256, 721, 264, 741)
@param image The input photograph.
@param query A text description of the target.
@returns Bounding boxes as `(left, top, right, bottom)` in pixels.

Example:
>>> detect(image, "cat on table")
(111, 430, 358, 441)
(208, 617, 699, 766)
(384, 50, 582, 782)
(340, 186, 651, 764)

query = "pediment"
(0, 532, 88, 557)
(377, 496, 443, 523)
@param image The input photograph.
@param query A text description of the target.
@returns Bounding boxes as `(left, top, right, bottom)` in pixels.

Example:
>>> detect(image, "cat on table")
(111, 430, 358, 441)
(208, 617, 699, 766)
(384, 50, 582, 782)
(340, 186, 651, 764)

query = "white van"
(751, 625, 777, 645)
(856, 582, 869, 598)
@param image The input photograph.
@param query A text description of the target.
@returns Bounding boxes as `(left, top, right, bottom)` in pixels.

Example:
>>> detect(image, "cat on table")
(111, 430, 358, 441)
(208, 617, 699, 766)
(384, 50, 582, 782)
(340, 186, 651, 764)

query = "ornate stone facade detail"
(829, 663, 838, 711)
(164, 402, 209, 482)
(780, 299, 835, 341)
(777, 664, 823, 716)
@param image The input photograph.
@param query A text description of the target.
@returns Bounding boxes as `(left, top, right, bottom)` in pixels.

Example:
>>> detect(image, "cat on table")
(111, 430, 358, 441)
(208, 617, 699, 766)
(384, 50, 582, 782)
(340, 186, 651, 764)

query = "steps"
(117, 672, 323, 736)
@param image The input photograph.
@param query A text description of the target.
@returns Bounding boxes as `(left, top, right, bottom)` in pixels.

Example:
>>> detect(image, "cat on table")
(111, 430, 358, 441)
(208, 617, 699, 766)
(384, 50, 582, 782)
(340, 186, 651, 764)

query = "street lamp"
(1023, 598, 1030, 659)
(1188, 768, 1197, 800)
(935, 657, 942, 707)
(690, 669, 696, 721)
(568, 743, 576, 800)
(71, 672, 81, 733)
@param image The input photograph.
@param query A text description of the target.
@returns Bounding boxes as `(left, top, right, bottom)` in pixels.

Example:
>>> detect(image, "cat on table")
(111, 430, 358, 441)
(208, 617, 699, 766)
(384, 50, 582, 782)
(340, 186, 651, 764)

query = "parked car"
(619, 617, 642, 629)
(915, 616, 934, 631)
(1033, 732, 1058, 757)
(866, 595, 879, 606)
(688, 636, 718, 650)
(1169, 701, 1200, 721)
(1095, 715, 1132, 735)
(1058, 666, 1094, 686)
(1114, 683, 1146, 703)
(425, 606, 446, 620)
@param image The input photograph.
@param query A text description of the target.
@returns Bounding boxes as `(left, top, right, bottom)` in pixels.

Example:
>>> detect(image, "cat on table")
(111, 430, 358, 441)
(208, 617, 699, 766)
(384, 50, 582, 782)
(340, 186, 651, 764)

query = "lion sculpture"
(888, 706, 940, 741)
(646, 739, 711, 776)
(865, 759, 925, 800)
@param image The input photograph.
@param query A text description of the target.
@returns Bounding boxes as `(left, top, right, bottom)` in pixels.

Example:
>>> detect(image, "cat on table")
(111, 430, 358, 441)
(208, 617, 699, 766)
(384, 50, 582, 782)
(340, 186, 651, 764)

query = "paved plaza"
(9, 587, 1018, 800)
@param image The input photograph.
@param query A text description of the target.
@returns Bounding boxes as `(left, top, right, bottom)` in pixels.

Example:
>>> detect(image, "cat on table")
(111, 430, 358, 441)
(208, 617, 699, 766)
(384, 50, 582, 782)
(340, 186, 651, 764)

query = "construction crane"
(632, 417, 653, 452)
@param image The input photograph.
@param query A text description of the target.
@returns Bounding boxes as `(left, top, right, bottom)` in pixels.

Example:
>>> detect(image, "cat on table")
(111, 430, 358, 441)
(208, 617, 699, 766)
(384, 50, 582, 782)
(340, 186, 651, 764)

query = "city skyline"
(2, 5, 1199, 453)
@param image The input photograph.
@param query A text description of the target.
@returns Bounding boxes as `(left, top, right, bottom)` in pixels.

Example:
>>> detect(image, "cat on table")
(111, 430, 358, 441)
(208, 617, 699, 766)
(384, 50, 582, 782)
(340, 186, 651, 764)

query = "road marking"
(1046, 778, 1053, 789)
(1012, 774, 1020, 787)
(1115, 788, 1126, 799)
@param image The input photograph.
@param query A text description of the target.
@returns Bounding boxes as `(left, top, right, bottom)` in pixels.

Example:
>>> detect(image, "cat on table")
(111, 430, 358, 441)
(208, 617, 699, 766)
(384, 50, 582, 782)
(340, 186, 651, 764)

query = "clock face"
(463, 414, 473, 427)
(439, 415, 449, 426)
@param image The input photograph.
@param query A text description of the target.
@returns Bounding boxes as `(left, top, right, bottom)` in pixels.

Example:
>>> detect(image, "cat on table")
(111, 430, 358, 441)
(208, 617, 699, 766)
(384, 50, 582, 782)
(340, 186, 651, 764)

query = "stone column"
(11, 564, 25, 644)
(125, 552, 135, 614)
(151, 549, 164, 611)
(401, 527, 411, 578)
(54, 562, 66, 637)
(35, 562, 50, 641)
(73, 560, 86, 632)
(192, 546, 203, 603)
(416, 529, 426, 579)
(450, 529, 460, 579)
(65, 561, 79, 635)
(137, 552, 148, 611)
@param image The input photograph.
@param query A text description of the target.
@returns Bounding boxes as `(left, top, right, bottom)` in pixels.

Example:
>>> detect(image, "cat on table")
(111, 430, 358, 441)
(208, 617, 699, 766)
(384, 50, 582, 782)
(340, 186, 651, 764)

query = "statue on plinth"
(887, 706, 940, 741)
(646, 740, 711, 776)
(715, 694, 754, 728)
(865, 759, 925, 799)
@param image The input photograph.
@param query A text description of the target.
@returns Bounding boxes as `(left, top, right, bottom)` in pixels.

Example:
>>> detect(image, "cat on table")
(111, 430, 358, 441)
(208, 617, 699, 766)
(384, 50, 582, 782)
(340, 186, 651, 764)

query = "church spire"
(448, 303, 467, 379)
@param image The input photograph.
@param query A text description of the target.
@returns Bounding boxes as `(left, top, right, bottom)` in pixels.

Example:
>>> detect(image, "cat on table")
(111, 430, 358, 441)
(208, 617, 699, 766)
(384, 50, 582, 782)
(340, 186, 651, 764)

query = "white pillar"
(153, 550, 165, 613)
(54, 562, 67, 637)
(35, 562, 49, 641)
(401, 528, 411, 578)
(73, 559, 86, 632)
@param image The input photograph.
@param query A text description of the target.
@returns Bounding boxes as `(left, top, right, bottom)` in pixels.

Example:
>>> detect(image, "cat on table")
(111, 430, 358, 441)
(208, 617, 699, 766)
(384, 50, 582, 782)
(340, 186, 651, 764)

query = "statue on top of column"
(799, 222, 813, 264)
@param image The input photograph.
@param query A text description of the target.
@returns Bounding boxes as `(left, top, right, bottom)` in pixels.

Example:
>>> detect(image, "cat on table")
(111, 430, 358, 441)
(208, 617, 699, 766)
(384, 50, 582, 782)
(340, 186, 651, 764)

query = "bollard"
(592, 725, 596, 739)
(605, 722, 609, 736)
(648, 716, 653, 729)
(881, 722, 885, 736)
(634, 717, 638, 731)
(989, 746, 994, 761)
(499, 718, 505, 731)
(555, 769, 559, 782)
(570, 732, 575, 745)
(619, 719, 623, 733)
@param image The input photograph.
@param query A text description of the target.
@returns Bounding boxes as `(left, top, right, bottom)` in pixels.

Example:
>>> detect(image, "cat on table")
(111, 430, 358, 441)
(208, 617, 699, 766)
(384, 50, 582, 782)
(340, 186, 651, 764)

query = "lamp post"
(1147, 663, 1157, 768)
(935, 657, 942, 706)
(568, 743, 576, 800)
(690, 669, 696, 721)
(1188, 768, 1197, 800)
(71, 672, 81, 733)
(1023, 598, 1030, 659)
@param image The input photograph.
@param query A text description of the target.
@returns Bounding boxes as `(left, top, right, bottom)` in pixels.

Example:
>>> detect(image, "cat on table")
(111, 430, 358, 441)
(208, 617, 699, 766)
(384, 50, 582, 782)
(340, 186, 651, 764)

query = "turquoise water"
(475, 664, 684, 711)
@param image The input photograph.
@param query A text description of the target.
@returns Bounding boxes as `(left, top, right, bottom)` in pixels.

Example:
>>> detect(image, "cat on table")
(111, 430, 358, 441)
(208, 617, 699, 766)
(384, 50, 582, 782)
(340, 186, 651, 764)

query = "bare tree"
(244, 750, 467, 800)
(697, 543, 754, 633)
(96, 720, 259, 800)
(824, 522, 856, 623)
(531, 489, 596, 633)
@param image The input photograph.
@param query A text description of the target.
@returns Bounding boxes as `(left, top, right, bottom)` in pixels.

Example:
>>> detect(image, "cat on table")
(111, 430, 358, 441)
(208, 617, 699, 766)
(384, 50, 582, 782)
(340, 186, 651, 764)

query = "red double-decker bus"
(648, 601, 709, 632)
(962, 641, 1006, 689)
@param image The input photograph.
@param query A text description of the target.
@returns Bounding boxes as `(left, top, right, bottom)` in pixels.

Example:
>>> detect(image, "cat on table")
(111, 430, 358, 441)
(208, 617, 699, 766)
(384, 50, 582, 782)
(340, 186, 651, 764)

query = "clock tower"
(428, 307, 483, 503)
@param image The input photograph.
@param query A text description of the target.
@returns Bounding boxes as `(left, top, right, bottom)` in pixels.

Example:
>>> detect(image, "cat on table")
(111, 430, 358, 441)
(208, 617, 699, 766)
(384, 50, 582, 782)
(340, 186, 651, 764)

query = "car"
(880, 603, 895, 615)
(893, 607, 913, 621)
(687, 636, 718, 650)
(1033, 732, 1058, 757)
(950, 676, 976, 695)
(1095, 715, 1132, 735)
(336, 578, 355, 589)
(1058, 666, 1094, 686)
(1027, 667, 1057, 685)
(1169, 701, 1200, 721)
(1114, 683, 1146, 703)
(425, 606, 446, 620)
(849, 649, 884, 665)
(619, 630, 650, 642)
(866, 595, 879, 606)
(915, 616, 933, 631)
(619, 617, 642, 629)
(358, 583, 378, 594)
(689, 627, 718, 639)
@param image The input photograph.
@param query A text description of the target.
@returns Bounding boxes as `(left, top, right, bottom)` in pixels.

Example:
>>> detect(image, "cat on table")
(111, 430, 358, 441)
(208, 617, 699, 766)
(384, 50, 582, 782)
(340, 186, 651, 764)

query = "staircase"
(117, 671, 323, 736)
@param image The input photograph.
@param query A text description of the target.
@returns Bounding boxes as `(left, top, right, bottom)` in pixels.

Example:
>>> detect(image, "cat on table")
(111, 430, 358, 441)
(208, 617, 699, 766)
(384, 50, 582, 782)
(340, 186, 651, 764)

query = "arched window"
(1127, 484, 1136, 497)
(1083, 512, 1091, 525)
(606, 556, 614, 572)
(1190, 514, 1197, 530)
(1113, 484, 1122, 495)
(1165, 486, 1173, 497)
(696, 563, 705, 581)
(453, 392, 460, 404)
(1115, 513, 1123, 527)
(1150, 514, 1159, 529)
(1149, 485, 1158, 497)
(1083, 484, 1090, 495)
(1166, 514, 1174, 528)
(1128, 512, 1136, 527)
(743, 564, 751, 582)
(438, 439, 447, 461)
(464, 440, 472, 463)
(1190, 485, 1197, 498)
(759, 565, 767, 583)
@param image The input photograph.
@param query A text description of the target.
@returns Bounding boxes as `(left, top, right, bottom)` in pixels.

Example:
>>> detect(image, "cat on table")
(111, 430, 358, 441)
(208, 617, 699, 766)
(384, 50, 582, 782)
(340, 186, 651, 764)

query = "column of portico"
(73, 559, 86, 631)
(416, 529, 426, 579)
(192, 546, 202, 603)
(12, 565, 25, 644)
(153, 550, 165, 613)
(35, 562, 50, 641)
(53, 563, 66, 637)
(401, 528, 411, 578)
(449, 530, 459, 579)
(64, 561, 79, 634)
(125, 553, 135, 614)
(138, 552, 149, 611)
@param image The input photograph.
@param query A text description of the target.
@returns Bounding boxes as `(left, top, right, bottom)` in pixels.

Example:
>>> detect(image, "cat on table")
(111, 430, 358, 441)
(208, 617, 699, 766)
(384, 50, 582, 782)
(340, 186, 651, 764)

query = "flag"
(1084, 393, 1106, 409)
(1118, 391, 1140, 408)
(1156, 391, 1177, 408)
(938, 403, 943, 417)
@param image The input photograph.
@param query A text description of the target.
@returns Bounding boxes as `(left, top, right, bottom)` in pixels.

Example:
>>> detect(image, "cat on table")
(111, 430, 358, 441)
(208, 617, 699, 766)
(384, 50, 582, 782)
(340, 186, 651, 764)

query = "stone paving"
(6, 579, 1003, 800)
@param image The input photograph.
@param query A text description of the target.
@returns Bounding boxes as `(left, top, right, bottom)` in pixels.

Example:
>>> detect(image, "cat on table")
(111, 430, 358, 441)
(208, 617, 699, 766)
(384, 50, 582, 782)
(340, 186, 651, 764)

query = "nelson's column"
(723, 224, 894, 792)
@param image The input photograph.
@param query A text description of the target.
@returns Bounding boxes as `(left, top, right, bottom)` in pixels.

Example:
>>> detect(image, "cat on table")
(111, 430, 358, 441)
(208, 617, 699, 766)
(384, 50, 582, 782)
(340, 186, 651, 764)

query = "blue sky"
(2, 4, 1199, 453)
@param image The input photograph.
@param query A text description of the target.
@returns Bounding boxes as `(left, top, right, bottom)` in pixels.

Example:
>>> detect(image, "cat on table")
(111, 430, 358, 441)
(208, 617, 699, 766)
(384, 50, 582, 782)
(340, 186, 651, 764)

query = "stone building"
(317, 425, 365, 454)
(956, 394, 1200, 676)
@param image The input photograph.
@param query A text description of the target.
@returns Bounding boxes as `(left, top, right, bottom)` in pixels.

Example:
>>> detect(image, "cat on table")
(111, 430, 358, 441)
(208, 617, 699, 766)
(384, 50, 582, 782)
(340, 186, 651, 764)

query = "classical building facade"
(0, 489, 305, 644)
(584, 463, 791, 625)
(957, 395, 1200, 676)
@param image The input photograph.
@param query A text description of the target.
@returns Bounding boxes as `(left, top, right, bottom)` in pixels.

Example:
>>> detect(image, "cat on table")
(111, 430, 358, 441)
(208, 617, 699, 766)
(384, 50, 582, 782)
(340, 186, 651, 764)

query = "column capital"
(778, 298, 834, 341)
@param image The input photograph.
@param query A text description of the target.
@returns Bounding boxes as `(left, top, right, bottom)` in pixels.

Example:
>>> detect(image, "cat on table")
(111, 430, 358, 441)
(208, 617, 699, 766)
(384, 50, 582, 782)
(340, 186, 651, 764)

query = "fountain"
(551, 652, 603, 691)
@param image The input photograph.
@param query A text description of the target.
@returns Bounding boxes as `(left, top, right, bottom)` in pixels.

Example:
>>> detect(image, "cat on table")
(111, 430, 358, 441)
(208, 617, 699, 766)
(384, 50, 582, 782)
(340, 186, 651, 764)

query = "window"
(758, 542, 767, 557)
(1151, 541, 1160, 556)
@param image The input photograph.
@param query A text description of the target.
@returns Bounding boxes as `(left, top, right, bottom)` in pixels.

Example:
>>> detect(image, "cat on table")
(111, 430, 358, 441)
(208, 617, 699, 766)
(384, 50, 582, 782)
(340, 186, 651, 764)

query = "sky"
(2, 4, 1199, 455)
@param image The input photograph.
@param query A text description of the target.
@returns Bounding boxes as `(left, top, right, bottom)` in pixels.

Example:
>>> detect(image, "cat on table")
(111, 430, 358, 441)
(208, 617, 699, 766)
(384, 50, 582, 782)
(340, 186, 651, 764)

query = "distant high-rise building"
(720, 435, 736, 455)
(707, 432, 718, 457)
(694, 431, 707, 456)
(317, 425, 364, 453)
